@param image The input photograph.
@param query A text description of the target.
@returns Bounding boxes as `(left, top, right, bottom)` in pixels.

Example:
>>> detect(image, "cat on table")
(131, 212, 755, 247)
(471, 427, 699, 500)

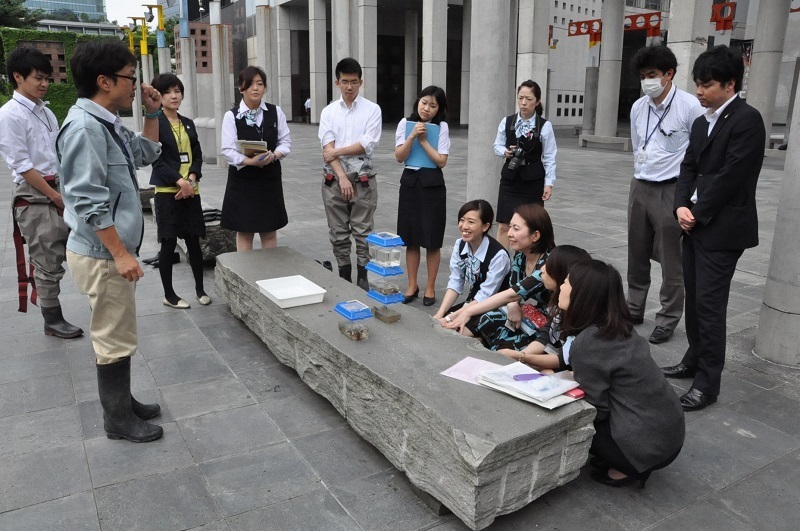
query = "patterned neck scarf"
(457, 253, 482, 287)
(515, 115, 536, 139)
(238, 107, 262, 127)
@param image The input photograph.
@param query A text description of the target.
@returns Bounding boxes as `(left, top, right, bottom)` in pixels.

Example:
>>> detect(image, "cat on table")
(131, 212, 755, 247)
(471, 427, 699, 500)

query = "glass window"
(558, 94, 563, 103)
(557, 108, 562, 117)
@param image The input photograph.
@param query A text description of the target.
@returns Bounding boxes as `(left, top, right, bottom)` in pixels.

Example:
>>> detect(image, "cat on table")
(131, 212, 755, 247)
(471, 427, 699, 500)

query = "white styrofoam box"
(256, 275, 326, 308)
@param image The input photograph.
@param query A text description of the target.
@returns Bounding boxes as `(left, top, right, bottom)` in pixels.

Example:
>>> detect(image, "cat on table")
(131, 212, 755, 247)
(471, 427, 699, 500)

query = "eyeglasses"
(112, 73, 138, 85)
(658, 126, 675, 137)
(338, 80, 361, 87)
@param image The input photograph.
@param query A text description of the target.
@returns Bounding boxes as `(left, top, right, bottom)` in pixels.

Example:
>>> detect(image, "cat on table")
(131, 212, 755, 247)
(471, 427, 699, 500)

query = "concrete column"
(404, 9, 419, 113)
(516, 0, 549, 108)
(179, 37, 198, 118)
(332, 0, 351, 83)
(459, 0, 471, 125)
(358, 0, 378, 101)
(507, 0, 518, 115)
(141, 55, 154, 85)
(466, 1, 510, 206)
(594, 0, 624, 137)
(667, 0, 711, 93)
(210, 0, 226, 166)
(755, 64, 800, 367)
(309, 0, 327, 123)
(582, 66, 599, 135)
(133, 61, 143, 132)
(255, 1, 275, 104)
(746, 0, 791, 147)
(421, 0, 447, 88)
(275, 5, 293, 114)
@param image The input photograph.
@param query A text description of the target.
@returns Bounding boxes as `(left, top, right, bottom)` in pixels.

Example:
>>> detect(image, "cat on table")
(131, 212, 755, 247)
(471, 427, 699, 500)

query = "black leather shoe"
(661, 363, 696, 379)
(630, 314, 644, 325)
(423, 292, 436, 306)
(680, 388, 716, 411)
(402, 288, 419, 304)
(649, 326, 673, 344)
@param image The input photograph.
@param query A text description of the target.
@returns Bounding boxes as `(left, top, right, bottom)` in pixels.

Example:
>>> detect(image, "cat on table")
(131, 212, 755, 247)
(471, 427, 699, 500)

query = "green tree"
(0, 0, 44, 28)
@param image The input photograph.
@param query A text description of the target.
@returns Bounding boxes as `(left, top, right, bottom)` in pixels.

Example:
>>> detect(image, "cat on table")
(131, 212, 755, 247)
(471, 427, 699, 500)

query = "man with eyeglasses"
(57, 40, 165, 443)
(0, 47, 83, 339)
(627, 45, 703, 345)
(318, 57, 382, 291)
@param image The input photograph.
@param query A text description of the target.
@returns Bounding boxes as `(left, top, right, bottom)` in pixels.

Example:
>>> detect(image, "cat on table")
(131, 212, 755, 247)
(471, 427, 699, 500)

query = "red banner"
(710, 2, 736, 32)
(624, 11, 661, 38)
(568, 19, 602, 47)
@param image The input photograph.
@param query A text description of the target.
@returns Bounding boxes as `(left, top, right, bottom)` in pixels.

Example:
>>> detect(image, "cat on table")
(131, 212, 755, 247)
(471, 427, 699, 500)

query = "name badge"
(635, 148, 648, 165)
(179, 152, 190, 164)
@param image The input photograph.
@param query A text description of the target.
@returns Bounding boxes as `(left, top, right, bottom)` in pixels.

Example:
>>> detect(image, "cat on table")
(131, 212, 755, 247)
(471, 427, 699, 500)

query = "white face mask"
(641, 77, 665, 99)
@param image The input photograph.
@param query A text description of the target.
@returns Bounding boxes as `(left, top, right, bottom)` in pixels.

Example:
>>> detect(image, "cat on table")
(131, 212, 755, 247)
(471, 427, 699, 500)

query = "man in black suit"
(662, 45, 765, 411)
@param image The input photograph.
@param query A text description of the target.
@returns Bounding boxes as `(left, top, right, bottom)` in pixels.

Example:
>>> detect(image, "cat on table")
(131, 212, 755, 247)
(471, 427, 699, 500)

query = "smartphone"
(564, 388, 585, 399)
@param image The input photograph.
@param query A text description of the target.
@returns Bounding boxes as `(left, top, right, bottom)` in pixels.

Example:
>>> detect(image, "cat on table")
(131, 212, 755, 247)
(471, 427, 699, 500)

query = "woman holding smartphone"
(221, 65, 291, 251)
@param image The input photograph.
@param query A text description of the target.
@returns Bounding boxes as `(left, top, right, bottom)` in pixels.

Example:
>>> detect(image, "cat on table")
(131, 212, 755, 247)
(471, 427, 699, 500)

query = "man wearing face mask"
(627, 46, 704, 345)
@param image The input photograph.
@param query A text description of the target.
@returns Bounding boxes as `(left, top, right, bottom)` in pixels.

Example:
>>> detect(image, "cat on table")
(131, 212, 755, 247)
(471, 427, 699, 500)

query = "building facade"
(24, 0, 107, 20)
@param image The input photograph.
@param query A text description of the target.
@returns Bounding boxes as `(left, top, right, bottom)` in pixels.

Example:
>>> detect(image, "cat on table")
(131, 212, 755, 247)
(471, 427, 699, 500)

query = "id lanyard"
(642, 89, 677, 150)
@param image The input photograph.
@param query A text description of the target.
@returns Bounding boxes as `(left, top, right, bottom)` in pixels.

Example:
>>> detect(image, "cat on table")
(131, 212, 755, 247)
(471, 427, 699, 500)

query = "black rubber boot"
(356, 265, 369, 292)
(41, 305, 83, 339)
(338, 264, 352, 283)
(97, 358, 163, 442)
(132, 396, 161, 420)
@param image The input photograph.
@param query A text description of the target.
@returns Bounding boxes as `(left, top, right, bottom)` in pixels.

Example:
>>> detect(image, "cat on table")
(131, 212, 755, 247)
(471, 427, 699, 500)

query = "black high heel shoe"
(402, 288, 419, 304)
(590, 469, 650, 489)
(423, 292, 436, 306)
(589, 456, 610, 470)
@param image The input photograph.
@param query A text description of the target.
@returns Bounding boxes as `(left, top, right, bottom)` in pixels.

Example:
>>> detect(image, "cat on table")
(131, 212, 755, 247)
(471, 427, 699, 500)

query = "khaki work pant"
(67, 251, 137, 365)
(321, 175, 378, 268)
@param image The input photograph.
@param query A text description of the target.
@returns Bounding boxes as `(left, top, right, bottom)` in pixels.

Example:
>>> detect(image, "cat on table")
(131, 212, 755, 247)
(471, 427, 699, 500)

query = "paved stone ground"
(1, 121, 798, 530)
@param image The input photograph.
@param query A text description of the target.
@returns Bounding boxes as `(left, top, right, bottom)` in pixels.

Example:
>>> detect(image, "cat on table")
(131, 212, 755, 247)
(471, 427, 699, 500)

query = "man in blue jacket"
(57, 40, 164, 442)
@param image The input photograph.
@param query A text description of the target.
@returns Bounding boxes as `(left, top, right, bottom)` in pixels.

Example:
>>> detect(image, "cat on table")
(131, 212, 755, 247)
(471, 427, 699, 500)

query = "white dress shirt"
(446, 235, 511, 302)
(705, 93, 738, 136)
(493, 113, 558, 187)
(630, 84, 704, 182)
(318, 95, 382, 174)
(221, 100, 291, 169)
(0, 91, 60, 184)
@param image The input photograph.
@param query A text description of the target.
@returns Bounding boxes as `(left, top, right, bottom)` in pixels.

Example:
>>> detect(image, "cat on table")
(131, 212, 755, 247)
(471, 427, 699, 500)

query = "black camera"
(507, 146, 526, 171)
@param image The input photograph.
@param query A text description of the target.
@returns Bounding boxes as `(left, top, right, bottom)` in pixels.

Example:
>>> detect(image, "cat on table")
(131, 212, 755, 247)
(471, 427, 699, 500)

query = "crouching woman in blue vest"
(433, 200, 511, 334)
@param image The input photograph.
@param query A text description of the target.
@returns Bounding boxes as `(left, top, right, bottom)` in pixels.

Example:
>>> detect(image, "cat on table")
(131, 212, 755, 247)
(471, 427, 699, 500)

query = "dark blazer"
(674, 96, 765, 251)
(149, 112, 203, 187)
(570, 326, 685, 473)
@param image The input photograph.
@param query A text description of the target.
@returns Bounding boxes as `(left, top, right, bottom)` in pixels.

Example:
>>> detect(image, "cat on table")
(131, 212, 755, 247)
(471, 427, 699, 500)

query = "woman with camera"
(493, 80, 557, 248)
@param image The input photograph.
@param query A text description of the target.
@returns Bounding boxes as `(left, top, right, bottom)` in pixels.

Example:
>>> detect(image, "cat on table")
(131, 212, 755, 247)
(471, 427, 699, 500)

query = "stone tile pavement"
(0, 121, 798, 530)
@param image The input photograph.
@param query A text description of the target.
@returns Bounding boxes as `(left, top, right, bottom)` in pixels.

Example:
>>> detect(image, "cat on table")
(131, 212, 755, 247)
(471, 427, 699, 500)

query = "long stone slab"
(215, 247, 596, 530)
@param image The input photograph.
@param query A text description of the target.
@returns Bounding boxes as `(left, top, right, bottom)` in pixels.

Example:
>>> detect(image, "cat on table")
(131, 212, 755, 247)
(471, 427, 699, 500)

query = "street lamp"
(129, 16, 149, 55)
(120, 26, 135, 52)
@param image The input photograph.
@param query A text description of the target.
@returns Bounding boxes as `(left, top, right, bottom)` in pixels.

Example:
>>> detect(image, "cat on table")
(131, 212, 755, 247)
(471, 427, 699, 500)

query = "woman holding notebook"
(220, 66, 291, 251)
(395, 86, 450, 306)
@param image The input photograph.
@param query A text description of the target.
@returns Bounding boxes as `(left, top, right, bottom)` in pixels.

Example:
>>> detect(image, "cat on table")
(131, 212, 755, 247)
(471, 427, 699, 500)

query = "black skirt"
(496, 179, 544, 224)
(397, 169, 446, 249)
(221, 166, 288, 233)
(154, 193, 206, 241)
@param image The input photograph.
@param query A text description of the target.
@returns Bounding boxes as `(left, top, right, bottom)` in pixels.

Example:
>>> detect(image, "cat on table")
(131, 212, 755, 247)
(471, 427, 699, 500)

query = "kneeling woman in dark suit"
(149, 73, 209, 309)
(559, 260, 684, 488)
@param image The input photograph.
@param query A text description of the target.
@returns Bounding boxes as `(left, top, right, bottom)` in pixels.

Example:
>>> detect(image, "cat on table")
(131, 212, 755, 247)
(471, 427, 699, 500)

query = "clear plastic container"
(368, 245, 401, 268)
(338, 320, 370, 340)
(368, 279, 400, 296)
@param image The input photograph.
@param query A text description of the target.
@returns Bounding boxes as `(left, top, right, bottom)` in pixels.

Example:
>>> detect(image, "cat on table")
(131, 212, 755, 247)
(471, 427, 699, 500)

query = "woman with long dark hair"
(149, 73, 209, 308)
(560, 260, 684, 488)
(395, 85, 450, 306)
(493, 80, 557, 248)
